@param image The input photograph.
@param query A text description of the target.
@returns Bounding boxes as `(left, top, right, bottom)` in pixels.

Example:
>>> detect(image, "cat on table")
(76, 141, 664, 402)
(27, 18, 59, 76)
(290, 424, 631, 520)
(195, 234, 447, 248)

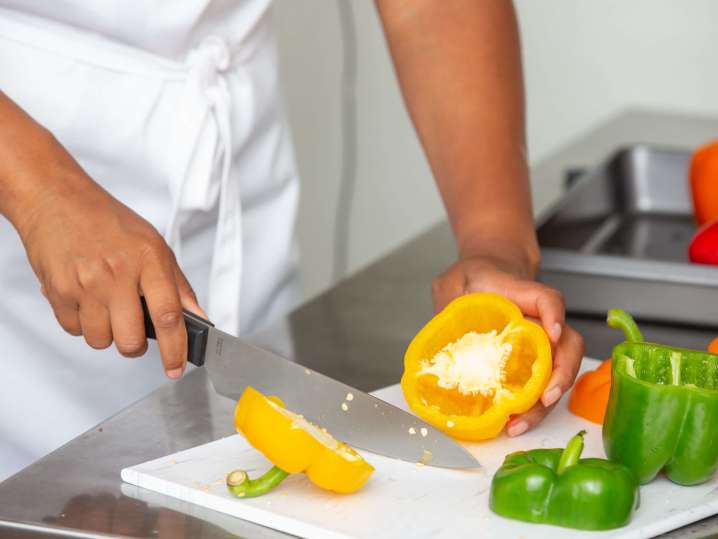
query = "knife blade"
(141, 300, 478, 469)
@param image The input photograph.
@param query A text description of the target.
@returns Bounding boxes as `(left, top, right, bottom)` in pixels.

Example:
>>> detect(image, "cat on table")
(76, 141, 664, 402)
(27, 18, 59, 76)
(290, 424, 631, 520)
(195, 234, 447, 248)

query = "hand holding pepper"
(402, 292, 553, 441)
(432, 252, 584, 436)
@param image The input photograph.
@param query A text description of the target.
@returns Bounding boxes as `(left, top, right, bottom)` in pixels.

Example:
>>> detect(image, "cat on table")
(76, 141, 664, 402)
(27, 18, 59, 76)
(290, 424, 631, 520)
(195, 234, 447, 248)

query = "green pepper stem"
(607, 309, 644, 343)
(226, 466, 289, 498)
(557, 430, 586, 474)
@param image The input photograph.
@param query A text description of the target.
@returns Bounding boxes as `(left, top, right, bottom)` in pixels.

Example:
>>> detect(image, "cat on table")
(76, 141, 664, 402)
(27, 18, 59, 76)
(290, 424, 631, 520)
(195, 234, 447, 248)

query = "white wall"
(273, 1, 718, 300)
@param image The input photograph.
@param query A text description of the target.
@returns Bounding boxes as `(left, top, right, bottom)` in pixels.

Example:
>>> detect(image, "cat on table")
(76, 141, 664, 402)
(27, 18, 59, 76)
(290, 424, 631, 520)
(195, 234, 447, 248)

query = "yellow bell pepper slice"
(233, 386, 374, 494)
(401, 292, 552, 441)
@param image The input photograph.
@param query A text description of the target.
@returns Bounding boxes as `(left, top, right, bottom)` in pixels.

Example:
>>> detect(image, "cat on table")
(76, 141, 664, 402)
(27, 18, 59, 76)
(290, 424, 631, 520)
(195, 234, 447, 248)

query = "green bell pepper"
(603, 309, 718, 485)
(490, 431, 639, 530)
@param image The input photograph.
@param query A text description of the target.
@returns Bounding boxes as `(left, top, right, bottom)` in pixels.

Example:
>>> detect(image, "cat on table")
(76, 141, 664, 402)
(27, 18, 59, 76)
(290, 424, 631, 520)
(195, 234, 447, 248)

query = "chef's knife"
(141, 300, 478, 469)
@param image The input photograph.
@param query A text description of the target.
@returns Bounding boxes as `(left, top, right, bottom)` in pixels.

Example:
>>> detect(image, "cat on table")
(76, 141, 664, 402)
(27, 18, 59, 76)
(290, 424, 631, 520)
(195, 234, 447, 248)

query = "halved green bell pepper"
(490, 431, 639, 530)
(603, 309, 718, 485)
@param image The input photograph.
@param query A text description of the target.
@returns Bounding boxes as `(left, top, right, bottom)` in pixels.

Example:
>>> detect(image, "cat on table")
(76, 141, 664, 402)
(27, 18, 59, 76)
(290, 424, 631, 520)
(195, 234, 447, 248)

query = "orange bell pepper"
(568, 360, 611, 424)
(709, 337, 718, 355)
(231, 387, 374, 496)
(690, 140, 718, 226)
(401, 292, 552, 441)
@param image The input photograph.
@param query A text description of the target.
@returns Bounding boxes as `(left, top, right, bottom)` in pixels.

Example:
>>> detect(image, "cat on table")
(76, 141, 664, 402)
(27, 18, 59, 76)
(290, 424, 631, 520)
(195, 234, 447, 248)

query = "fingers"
(506, 401, 557, 437)
(25, 184, 202, 375)
(45, 269, 146, 356)
(534, 287, 565, 344)
(40, 246, 201, 377)
(42, 279, 83, 336)
(78, 298, 113, 349)
(140, 256, 187, 379)
(494, 279, 565, 344)
(505, 325, 584, 436)
(540, 325, 584, 407)
(50, 301, 82, 336)
(109, 287, 147, 358)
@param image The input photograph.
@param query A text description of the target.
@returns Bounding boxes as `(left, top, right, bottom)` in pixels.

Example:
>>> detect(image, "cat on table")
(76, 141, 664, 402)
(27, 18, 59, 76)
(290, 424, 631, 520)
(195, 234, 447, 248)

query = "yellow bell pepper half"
(401, 292, 552, 441)
(234, 386, 374, 494)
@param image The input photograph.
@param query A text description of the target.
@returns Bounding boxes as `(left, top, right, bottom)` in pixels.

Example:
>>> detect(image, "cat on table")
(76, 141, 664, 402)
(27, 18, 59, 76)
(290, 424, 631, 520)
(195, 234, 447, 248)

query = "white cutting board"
(121, 359, 718, 539)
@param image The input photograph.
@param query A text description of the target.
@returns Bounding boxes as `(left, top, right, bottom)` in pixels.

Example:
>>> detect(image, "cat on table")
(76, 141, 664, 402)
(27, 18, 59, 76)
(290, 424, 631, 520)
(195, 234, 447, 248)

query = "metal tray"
(537, 144, 718, 327)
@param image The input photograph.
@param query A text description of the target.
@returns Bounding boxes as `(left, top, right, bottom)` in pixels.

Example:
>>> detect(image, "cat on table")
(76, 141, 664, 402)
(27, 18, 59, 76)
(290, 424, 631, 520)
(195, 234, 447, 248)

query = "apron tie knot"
(187, 36, 230, 100)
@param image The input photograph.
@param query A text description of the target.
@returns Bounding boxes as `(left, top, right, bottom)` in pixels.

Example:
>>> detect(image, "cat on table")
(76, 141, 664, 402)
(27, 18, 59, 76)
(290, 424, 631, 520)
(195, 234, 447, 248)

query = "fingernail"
(507, 421, 528, 437)
(551, 322, 563, 342)
(542, 386, 562, 407)
(167, 367, 184, 380)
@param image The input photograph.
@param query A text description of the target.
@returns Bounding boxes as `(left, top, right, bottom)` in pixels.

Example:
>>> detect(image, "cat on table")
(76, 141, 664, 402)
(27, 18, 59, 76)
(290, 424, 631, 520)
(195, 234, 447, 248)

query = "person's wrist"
(457, 232, 540, 280)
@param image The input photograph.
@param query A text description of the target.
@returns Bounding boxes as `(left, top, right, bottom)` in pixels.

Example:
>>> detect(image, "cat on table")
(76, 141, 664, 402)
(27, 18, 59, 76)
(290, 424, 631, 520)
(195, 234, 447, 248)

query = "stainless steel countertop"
(3, 109, 718, 539)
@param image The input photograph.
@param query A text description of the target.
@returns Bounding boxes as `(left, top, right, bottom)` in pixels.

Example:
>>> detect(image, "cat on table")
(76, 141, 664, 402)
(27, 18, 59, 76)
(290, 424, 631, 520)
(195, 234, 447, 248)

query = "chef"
(0, 1, 583, 480)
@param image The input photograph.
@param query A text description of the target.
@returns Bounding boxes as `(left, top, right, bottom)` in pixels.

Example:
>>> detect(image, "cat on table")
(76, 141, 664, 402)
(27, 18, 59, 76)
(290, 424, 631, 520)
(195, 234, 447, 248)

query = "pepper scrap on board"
(603, 310, 718, 485)
(490, 430, 639, 530)
(401, 292, 552, 441)
(568, 359, 611, 424)
(229, 386, 374, 497)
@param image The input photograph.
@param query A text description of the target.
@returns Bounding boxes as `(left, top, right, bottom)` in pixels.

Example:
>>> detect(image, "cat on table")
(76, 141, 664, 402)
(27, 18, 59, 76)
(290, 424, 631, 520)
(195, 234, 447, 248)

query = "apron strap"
(165, 36, 243, 334)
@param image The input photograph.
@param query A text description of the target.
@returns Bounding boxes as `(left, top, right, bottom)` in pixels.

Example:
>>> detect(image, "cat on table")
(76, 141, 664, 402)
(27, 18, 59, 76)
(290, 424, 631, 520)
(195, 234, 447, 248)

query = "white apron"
(0, 2, 301, 480)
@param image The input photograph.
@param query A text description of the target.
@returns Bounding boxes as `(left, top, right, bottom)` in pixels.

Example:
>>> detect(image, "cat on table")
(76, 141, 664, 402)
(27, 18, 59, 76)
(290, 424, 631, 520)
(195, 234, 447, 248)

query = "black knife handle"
(141, 297, 214, 366)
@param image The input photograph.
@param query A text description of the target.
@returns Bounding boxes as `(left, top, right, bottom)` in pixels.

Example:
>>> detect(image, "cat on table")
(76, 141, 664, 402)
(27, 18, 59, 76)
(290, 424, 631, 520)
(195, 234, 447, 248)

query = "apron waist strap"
(166, 36, 244, 334)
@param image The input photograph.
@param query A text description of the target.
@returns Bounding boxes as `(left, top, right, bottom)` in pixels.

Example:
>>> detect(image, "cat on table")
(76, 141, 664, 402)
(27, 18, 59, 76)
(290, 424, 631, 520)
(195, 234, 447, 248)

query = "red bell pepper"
(689, 219, 718, 265)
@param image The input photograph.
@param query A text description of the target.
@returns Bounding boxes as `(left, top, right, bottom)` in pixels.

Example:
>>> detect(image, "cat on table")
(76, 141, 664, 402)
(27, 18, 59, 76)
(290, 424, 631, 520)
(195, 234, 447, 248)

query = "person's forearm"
(376, 0, 538, 277)
(0, 91, 96, 237)
(377, 3, 583, 433)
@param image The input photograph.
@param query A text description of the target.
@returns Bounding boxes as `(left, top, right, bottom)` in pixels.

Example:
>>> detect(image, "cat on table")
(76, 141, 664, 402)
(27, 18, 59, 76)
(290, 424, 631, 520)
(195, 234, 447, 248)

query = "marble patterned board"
(121, 359, 718, 539)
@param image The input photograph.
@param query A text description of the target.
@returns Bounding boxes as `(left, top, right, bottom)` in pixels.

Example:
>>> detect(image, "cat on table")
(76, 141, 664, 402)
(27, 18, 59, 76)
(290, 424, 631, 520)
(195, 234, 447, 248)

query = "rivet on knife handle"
(140, 297, 214, 367)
